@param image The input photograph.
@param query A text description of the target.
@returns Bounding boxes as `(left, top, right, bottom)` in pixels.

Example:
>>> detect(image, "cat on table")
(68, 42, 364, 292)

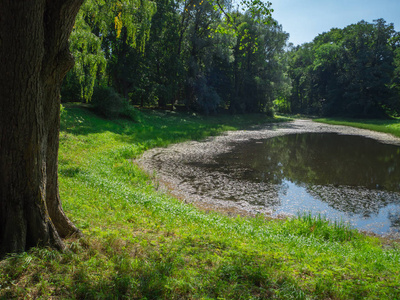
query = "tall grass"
(1, 105, 399, 299)
(291, 212, 356, 242)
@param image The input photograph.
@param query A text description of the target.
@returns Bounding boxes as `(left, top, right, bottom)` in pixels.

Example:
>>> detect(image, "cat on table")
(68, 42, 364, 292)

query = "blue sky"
(270, 0, 400, 45)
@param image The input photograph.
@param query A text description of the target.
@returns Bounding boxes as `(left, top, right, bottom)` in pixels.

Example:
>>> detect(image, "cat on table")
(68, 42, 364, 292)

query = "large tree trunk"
(0, 0, 83, 257)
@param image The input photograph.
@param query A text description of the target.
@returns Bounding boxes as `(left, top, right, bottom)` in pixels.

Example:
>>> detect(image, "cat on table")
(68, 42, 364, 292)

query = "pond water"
(189, 133, 400, 235)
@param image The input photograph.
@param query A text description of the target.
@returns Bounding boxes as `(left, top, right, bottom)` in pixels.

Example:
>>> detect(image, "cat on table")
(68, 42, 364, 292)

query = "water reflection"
(217, 133, 400, 191)
(190, 133, 400, 234)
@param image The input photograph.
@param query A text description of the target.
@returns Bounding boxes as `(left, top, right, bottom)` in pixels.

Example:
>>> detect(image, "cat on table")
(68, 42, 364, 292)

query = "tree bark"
(0, 0, 83, 257)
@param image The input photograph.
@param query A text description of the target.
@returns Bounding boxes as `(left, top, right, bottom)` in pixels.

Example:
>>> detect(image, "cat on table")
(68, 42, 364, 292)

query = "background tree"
(391, 41, 400, 115)
(62, 0, 156, 104)
(62, 0, 284, 115)
(281, 19, 400, 118)
(229, 12, 289, 113)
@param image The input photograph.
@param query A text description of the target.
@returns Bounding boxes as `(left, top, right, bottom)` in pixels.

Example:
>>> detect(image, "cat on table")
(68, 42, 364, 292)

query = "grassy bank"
(1, 105, 399, 299)
(314, 118, 400, 138)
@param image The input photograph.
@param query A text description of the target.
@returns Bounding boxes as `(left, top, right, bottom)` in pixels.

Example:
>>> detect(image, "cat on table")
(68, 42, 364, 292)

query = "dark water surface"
(192, 133, 400, 235)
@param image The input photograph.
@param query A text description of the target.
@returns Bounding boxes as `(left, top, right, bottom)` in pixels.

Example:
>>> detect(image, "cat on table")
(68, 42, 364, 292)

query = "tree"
(229, 13, 289, 113)
(337, 20, 396, 117)
(62, 0, 156, 103)
(144, 0, 182, 109)
(0, 0, 84, 257)
(391, 44, 400, 115)
(283, 19, 400, 117)
(0, 0, 273, 257)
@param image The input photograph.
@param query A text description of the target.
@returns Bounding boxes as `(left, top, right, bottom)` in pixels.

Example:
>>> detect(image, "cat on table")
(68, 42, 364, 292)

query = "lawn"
(1, 105, 399, 299)
(314, 117, 400, 138)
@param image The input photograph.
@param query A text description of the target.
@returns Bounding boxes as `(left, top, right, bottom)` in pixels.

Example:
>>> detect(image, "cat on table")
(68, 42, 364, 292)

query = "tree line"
(280, 19, 400, 118)
(63, 3, 400, 119)
(61, 0, 289, 116)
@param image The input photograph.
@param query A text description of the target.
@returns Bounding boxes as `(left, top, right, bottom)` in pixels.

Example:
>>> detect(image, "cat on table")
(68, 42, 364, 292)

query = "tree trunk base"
(0, 0, 84, 258)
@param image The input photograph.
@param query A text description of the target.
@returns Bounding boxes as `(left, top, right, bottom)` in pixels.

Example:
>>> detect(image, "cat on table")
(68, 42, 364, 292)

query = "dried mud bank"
(136, 119, 400, 220)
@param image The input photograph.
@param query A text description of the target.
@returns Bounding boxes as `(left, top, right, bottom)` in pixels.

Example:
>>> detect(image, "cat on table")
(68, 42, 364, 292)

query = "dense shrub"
(91, 86, 127, 119)
(91, 86, 141, 121)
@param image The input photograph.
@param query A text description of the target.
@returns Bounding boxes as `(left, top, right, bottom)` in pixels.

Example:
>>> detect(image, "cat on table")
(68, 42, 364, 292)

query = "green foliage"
(69, 9, 107, 102)
(237, 0, 273, 25)
(229, 13, 289, 114)
(91, 85, 125, 119)
(282, 19, 400, 118)
(130, 0, 182, 108)
(61, 71, 84, 103)
(91, 85, 141, 121)
(273, 98, 291, 114)
(62, 0, 286, 116)
(60, 104, 66, 118)
(192, 76, 222, 114)
(62, 0, 156, 103)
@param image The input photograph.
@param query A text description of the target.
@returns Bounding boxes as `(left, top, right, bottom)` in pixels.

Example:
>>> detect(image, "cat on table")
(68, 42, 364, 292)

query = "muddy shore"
(136, 119, 400, 220)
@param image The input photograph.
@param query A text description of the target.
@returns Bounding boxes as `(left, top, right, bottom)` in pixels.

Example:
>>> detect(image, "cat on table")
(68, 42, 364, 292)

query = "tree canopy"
(62, 0, 288, 115)
(280, 19, 400, 118)
(63, 3, 400, 119)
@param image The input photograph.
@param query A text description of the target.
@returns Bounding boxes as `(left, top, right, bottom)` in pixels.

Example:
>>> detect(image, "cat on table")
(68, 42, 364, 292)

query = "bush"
(91, 86, 124, 119)
(90, 86, 142, 122)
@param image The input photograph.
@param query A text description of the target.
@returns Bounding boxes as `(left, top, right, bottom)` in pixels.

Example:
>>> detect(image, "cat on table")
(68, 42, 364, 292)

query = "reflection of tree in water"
(218, 134, 400, 188)
(209, 133, 400, 217)
(388, 209, 400, 231)
(254, 133, 400, 191)
(178, 164, 283, 207)
(307, 185, 400, 218)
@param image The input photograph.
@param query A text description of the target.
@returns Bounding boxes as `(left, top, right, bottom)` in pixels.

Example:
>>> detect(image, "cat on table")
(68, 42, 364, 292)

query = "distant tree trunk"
(230, 42, 240, 113)
(0, 0, 83, 257)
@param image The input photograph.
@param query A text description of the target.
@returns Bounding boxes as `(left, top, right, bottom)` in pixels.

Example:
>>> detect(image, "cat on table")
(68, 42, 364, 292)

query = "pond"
(188, 133, 400, 235)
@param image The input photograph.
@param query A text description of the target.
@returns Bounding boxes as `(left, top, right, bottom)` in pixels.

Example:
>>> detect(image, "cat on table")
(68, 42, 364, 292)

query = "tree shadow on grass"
(61, 103, 283, 149)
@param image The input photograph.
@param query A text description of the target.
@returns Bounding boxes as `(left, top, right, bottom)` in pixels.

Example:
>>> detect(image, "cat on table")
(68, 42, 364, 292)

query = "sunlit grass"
(1, 104, 399, 299)
(314, 117, 400, 138)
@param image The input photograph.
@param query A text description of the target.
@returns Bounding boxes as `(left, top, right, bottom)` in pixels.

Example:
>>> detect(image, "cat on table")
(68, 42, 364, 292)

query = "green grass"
(314, 117, 400, 138)
(1, 104, 400, 299)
